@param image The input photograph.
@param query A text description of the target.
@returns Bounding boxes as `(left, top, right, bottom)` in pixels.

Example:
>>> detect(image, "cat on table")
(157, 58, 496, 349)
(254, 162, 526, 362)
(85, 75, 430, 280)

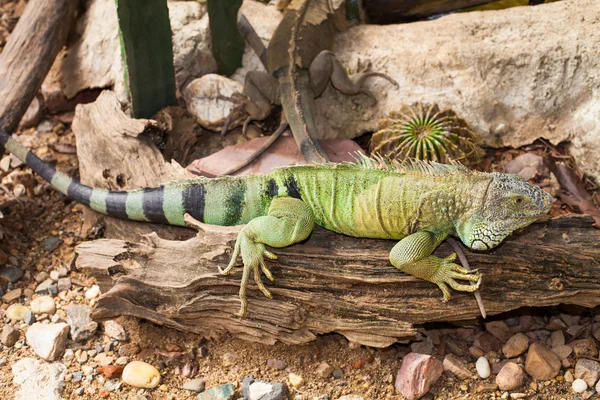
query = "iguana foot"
(432, 253, 482, 302)
(220, 227, 279, 318)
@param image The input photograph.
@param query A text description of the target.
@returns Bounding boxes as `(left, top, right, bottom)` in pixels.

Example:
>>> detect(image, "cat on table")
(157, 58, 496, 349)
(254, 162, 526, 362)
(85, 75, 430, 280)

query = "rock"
(496, 362, 524, 391)
(182, 378, 205, 393)
(565, 370, 574, 382)
(573, 378, 588, 393)
(337, 396, 364, 400)
(395, 353, 443, 400)
(5, 304, 29, 321)
(266, 359, 287, 370)
(12, 358, 66, 400)
(103, 320, 127, 341)
(85, 285, 100, 299)
(30, 296, 56, 314)
(570, 338, 599, 358)
(502, 333, 530, 358)
(1, 324, 20, 348)
(57, 278, 71, 292)
(222, 352, 235, 367)
(0, 266, 24, 283)
(443, 354, 473, 380)
(525, 343, 561, 381)
(486, 321, 513, 342)
(445, 335, 468, 357)
(288, 372, 304, 388)
(198, 383, 235, 400)
(66, 304, 98, 341)
(552, 344, 573, 360)
(35, 278, 54, 294)
(550, 330, 565, 348)
(103, 379, 122, 392)
(122, 361, 161, 389)
(332, 368, 344, 379)
(116, 356, 128, 365)
(25, 322, 69, 361)
(23, 311, 36, 325)
(474, 332, 502, 353)
(98, 365, 124, 379)
(469, 346, 485, 359)
(184, 74, 246, 131)
(316, 361, 334, 378)
(63, 349, 74, 362)
(49, 270, 60, 281)
(242, 376, 288, 400)
(41, 236, 61, 252)
(187, 136, 363, 177)
(575, 358, 600, 387)
(411, 338, 434, 355)
(2, 288, 22, 302)
(476, 357, 491, 379)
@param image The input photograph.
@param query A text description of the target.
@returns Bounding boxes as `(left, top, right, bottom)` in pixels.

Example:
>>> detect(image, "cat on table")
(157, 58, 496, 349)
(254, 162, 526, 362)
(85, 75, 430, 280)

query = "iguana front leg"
(390, 230, 481, 301)
(309, 50, 399, 100)
(220, 197, 315, 317)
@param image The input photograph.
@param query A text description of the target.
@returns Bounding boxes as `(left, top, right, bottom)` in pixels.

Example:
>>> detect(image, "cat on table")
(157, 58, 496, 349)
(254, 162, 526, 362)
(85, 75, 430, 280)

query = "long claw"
(254, 267, 272, 299)
(259, 259, 274, 281)
(263, 249, 278, 260)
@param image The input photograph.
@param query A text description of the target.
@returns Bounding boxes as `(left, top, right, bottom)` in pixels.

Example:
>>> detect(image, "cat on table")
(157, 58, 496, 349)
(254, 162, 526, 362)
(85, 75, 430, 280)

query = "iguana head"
(456, 173, 553, 250)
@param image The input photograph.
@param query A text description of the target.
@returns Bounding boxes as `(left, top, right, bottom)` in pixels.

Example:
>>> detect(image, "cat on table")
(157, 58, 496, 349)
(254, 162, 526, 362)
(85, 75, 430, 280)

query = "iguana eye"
(514, 196, 523, 205)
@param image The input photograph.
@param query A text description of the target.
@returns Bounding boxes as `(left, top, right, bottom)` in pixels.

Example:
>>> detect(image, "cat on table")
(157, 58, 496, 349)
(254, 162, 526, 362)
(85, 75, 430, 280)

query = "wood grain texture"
(76, 214, 600, 347)
(0, 0, 77, 132)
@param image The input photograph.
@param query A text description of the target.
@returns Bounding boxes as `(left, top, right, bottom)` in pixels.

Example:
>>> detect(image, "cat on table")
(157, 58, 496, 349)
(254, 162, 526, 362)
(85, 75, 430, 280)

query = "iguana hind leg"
(220, 197, 315, 317)
(389, 230, 481, 301)
(309, 50, 399, 99)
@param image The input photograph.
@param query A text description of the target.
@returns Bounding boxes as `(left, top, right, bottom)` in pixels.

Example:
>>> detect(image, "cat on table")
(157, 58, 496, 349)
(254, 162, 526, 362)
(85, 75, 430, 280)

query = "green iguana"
(0, 128, 553, 317)
(225, 0, 398, 163)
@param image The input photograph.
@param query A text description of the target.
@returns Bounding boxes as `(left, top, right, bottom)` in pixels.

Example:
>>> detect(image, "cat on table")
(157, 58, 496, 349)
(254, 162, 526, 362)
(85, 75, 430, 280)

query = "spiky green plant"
(370, 103, 484, 168)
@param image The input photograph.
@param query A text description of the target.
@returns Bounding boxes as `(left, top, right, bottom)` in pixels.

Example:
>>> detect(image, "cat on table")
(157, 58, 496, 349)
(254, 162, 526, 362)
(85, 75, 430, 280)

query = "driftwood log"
(71, 91, 600, 347)
(76, 215, 600, 347)
(0, 0, 77, 132)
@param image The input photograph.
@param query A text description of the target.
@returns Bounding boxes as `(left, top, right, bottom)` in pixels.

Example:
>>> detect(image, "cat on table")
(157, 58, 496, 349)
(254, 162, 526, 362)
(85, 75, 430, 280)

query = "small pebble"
(573, 378, 588, 393)
(122, 361, 161, 389)
(222, 353, 234, 367)
(182, 378, 205, 393)
(476, 356, 491, 379)
(85, 285, 100, 299)
(6, 304, 30, 321)
(289, 372, 304, 388)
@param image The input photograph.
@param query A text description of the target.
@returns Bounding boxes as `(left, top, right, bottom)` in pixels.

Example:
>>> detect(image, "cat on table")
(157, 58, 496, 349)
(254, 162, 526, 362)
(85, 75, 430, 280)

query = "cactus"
(369, 103, 484, 167)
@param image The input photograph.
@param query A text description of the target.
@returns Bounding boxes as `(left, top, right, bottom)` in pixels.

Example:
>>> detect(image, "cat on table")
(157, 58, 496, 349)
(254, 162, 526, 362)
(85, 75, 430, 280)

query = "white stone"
(122, 361, 161, 389)
(249, 381, 273, 400)
(12, 358, 66, 400)
(184, 74, 246, 132)
(85, 285, 100, 299)
(30, 296, 56, 315)
(573, 378, 588, 393)
(25, 323, 69, 361)
(288, 372, 304, 388)
(476, 357, 491, 379)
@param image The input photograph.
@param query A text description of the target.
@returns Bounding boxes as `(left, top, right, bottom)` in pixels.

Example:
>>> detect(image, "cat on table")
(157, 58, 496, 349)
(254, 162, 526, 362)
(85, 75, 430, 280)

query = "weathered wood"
(363, 0, 496, 23)
(72, 91, 194, 241)
(76, 214, 600, 347)
(0, 0, 77, 132)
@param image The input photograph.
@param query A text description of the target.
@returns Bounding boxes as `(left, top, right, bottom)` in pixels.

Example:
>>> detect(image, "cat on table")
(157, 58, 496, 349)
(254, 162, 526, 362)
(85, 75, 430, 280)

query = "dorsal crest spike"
(348, 152, 478, 176)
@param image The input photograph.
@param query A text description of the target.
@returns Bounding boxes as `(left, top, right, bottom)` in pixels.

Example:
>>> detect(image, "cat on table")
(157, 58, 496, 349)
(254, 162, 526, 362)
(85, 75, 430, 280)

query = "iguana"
(0, 128, 553, 317)
(225, 0, 398, 163)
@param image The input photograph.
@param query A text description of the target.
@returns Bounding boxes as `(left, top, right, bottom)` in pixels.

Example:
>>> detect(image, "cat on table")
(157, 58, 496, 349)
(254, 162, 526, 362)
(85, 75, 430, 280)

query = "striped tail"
(0, 128, 194, 226)
(0, 129, 302, 227)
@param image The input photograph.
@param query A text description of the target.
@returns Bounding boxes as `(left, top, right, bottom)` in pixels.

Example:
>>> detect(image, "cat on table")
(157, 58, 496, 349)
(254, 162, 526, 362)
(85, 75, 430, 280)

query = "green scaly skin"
(0, 129, 553, 317)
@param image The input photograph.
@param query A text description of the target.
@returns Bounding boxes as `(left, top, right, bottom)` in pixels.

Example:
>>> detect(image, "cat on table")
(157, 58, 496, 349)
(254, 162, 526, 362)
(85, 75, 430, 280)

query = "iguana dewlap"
(0, 128, 553, 317)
